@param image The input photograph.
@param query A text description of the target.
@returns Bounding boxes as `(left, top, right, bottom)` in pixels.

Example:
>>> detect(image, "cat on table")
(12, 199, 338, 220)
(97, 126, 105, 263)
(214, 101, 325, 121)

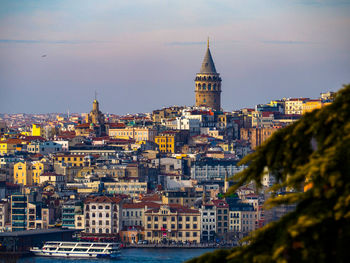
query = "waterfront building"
(121, 202, 160, 228)
(11, 194, 27, 231)
(228, 203, 255, 233)
(200, 203, 216, 242)
(195, 40, 222, 111)
(212, 200, 229, 236)
(84, 196, 123, 235)
(62, 200, 83, 229)
(144, 205, 200, 243)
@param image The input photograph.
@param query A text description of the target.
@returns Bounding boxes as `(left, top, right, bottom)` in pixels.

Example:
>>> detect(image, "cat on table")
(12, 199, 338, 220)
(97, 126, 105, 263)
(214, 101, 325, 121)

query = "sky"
(0, 0, 349, 114)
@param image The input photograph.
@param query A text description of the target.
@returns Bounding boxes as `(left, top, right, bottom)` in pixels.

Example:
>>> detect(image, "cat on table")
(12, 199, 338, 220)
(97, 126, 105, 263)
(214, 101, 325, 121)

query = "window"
(154, 216, 158, 221)
(186, 217, 190, 222)
(193, 232, 197, 237)
(193, 224, 197, 229)
(147, 232, 151, 237)
(99, 221, 102, 225)
(163, 216, 167, 222)
(179, 232, 182, 237)
(147, 224, 151, 228)
(186, 224, 190, 229)
(171, 224, 175, 229)
(193, 216, 197, 221)
(178, 224, 182, 229)
(171, 216, 175, 222)
(155, 224, 158, 229)
(186, 232, 190, 237)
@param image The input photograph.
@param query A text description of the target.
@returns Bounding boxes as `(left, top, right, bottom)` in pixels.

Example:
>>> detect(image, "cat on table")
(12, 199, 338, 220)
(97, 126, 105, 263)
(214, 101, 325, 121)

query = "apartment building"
(84, 196, 123, 235)
(200, 203, 216, 242)
(212, 200, 229, 236)
(144, 205, 200, 243)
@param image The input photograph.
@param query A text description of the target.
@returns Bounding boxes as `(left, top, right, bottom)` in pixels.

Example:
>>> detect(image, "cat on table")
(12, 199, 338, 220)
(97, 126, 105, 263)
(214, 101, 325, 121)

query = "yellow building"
(54, 154, 86, 167)
(0, 139, 22, 155)
(162, 190, 198, 208)
(109, 126, 157, 142)
(155, 134, 175, 153)
(32, 124, 42, 136)
(302, 99, 323, 114)
(144, 205, 200, 243)
(14, 161, 45, 186)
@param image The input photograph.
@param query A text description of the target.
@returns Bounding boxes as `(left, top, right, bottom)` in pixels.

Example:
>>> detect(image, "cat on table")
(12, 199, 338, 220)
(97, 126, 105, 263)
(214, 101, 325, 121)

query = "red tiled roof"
(75, 123, 90, 128)
(109, 123, 126, 128)
(122, 202, 160, 209)
(212, 199, 229, 208)
(145, 205, 199, 214)
(84, 195, 123, 204)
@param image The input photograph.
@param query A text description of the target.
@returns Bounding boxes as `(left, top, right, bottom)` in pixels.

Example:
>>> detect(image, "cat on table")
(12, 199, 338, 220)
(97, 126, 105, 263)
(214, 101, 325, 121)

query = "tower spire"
(207, 37, 209, 49)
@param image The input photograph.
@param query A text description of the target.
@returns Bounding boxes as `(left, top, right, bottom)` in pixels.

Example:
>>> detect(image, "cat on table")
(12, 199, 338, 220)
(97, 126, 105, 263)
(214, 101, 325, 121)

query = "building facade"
(84, 196, 123, 235)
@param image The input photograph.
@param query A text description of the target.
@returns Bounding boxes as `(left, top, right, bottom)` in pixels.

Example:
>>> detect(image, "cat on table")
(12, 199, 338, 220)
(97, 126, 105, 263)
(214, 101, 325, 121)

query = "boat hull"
(31, 250, 120, 258)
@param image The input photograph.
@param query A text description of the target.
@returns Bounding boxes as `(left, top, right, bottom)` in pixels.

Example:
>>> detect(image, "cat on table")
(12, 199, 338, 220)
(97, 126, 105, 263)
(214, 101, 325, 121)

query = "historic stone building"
(88, 99, 105, 125)
(195, 40, 222, 111)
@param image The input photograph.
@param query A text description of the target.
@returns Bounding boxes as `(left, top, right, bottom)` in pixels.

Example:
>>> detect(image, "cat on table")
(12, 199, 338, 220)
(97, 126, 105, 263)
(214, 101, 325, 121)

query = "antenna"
(94, 91, 97, 100)
(207, 37, 209, 48)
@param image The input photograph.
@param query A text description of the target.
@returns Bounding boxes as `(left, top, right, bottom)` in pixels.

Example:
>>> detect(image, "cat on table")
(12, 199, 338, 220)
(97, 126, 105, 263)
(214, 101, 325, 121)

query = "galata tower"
(195, 39, 222, 111)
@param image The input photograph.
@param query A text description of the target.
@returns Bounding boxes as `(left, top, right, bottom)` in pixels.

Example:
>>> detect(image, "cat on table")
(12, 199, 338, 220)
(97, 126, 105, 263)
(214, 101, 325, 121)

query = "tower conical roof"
(200, 41, 217, 74)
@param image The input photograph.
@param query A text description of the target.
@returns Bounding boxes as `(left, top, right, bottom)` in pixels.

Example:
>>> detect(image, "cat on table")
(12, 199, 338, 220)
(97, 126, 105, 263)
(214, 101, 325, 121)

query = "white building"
(84, 196, 123, 235)
(53, 140, 69, 151)
(284, 98, 309, 115)
(39, 172, 65, 188)
(200, 203, 216, 242)
(27, 141, 62, 155)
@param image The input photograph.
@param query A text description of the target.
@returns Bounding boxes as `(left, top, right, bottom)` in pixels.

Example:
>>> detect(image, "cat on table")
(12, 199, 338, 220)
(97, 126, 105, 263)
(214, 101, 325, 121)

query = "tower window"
(203, 84, 206, 90)
(208, 84, 211, 90)
(204, 99, 206, 103)
(213, 84, 216, 90)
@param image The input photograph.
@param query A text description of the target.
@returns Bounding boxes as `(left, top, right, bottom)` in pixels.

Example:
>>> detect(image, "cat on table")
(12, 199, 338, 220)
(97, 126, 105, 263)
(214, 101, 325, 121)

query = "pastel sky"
(0, 0, 349, 114)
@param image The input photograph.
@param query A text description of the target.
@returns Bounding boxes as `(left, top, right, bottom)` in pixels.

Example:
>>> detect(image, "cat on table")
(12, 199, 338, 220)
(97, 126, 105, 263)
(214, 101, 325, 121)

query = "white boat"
(30, 241, 121, 258)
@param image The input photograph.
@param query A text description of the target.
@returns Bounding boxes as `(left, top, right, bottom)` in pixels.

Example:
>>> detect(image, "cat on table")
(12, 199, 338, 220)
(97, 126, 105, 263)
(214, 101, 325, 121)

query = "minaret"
(195, 38, 222, 111)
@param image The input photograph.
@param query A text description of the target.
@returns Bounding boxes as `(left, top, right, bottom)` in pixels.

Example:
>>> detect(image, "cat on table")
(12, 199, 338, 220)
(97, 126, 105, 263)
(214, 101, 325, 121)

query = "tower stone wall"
(195, 40, 222, 111)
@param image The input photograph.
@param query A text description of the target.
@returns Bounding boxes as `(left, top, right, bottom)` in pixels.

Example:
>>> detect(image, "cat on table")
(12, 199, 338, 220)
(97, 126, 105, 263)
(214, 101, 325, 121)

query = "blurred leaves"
(188, 84, 350, 263)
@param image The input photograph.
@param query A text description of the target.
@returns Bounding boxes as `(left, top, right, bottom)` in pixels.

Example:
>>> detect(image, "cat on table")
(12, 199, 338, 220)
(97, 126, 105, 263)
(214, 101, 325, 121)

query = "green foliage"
(188, 84, 350, 263)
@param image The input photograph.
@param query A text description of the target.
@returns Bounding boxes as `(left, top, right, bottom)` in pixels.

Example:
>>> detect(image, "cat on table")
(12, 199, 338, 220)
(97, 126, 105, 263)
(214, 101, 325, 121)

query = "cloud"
(260, 40, 318, 45)
(0, 39, 109, 44)
(165, 41, 206, 46)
